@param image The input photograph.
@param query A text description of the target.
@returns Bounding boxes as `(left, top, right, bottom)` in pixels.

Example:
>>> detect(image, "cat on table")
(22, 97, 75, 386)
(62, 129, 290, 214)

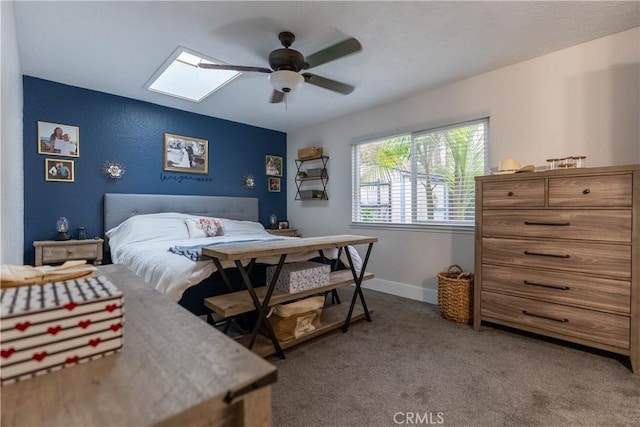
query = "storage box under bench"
(266, 261, 330, 294)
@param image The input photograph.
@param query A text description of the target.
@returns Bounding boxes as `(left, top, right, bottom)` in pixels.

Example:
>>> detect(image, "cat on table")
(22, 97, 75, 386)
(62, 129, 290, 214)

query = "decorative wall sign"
(163, 133, 208, 174)
(45, 158, 74, 182)
(38, 121, 79, 157)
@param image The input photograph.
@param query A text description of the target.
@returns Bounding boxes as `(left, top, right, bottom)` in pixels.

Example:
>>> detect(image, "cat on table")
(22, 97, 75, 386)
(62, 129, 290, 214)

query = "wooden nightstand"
(266, 228, 299, 237)
(33, 239, 104, 266)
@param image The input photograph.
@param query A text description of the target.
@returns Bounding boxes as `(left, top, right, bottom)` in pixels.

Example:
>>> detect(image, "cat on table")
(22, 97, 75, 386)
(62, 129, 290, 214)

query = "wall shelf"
(295, 155, 329, 201)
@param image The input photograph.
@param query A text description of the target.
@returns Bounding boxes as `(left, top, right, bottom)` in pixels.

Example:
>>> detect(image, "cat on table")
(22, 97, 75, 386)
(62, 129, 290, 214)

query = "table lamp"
(55, 217, 71, 241)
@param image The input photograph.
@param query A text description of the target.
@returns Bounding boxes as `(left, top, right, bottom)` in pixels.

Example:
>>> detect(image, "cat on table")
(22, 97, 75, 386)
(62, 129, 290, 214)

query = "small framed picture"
(163, 133, 208, 174)
(45, 158, 74, 182)
(278, 221, 289, 230)
(268, 177, 281, 192)
(38, 121, 79, 157)
(266, 155, 283, 177)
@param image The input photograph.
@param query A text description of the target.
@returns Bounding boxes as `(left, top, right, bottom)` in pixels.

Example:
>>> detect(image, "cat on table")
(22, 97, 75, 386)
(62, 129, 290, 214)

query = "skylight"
(144, 47, 240, 102)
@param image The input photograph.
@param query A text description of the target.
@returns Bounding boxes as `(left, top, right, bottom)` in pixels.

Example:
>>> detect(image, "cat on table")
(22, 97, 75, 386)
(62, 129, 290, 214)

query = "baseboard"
(362, 278, 438, 305)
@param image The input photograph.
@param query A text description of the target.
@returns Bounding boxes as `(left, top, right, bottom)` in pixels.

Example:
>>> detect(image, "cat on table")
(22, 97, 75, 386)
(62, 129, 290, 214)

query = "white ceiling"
(13, 1, 640, 133)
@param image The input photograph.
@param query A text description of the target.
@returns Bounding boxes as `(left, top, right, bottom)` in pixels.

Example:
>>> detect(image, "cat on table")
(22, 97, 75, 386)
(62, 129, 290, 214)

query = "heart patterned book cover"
(1, 276, 124, 385)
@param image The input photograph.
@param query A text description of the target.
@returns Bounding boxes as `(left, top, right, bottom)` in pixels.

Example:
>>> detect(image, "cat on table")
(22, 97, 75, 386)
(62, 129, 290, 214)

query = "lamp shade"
(269, 70, 304, 93)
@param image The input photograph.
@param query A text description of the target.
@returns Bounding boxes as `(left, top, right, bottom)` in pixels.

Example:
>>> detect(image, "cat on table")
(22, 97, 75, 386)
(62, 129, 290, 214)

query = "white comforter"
(106, 213, 361, 302)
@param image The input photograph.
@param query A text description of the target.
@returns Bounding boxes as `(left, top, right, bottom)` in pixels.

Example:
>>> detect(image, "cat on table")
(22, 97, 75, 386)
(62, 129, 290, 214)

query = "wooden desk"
(203, 235, 377, 358)
(1, 264, 276, 427)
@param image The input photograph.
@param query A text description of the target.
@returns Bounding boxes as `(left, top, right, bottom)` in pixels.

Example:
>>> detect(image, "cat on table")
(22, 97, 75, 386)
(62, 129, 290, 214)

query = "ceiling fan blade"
(303, 38, 362, 69)
(302, 73, 354, 95)
(198, 63, 272, 74)
(270, 90, 285, 104)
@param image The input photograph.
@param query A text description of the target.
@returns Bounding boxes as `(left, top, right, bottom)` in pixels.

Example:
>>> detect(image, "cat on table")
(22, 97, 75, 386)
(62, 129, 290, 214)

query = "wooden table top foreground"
(1, 264, 277, 427)
(202, 234, 378, 261)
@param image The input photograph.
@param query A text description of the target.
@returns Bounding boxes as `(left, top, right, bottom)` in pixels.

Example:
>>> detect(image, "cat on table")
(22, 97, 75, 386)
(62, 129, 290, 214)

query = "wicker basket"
(297, 146, 323, 159)
(437, 264, 474, 324)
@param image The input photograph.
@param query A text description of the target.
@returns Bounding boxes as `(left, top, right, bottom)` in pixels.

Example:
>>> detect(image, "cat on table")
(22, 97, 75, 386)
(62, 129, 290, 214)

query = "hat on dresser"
(493, 158, 535, 174)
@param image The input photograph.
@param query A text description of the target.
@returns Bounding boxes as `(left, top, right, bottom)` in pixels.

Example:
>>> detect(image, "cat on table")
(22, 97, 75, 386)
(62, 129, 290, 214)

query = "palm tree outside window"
(351, 118, 488, 228)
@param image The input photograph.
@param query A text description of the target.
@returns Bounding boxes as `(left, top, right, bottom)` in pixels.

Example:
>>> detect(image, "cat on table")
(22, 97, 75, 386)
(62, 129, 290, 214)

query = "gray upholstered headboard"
(103, 193, 259, 232)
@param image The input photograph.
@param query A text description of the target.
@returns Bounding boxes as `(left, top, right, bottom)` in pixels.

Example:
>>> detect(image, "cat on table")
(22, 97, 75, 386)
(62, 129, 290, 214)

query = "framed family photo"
(268, 177, 281, 192)
(278, 221, 289, 229)
(45, 158, 74, 182)
(265, 155, 283, 177)
(38, 121, 79, 157)
(163, 133, 208, 174)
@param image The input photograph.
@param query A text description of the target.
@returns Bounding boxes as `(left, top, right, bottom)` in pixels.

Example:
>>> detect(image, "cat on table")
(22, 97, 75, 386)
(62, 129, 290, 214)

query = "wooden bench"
(202, 235, 378, 358)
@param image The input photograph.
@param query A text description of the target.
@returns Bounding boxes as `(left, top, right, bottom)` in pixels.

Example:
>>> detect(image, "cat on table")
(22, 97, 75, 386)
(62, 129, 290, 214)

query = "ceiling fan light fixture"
(269, 70, 304, 93)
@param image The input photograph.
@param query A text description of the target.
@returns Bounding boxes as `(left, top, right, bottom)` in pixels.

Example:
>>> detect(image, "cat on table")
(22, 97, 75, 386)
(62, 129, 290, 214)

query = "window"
(351, 118, 488, 228)
(144, 47, 240, 102)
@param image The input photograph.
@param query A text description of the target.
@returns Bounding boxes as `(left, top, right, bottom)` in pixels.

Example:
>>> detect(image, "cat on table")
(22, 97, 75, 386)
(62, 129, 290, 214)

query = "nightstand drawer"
(42, 244, 98, 263)
(481, 291, 630, 349)
(482, 179, 545, 207)
(266, 229, 298, 237)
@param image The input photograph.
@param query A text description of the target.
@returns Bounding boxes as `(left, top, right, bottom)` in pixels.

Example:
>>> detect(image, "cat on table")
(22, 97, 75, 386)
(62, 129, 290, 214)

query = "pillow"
(105, 213, 191, 247)
(219, 218, 269, 235)
(185, 217, 225, 239)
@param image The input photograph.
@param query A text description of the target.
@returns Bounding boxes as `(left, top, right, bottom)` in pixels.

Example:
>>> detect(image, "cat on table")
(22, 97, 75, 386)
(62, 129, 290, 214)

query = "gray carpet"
(269, 289, 640, 427)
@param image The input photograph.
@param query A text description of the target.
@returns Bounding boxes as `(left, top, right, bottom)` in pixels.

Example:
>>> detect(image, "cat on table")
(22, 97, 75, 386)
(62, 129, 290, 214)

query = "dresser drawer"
(481, 291, 630, 349)
(548, 174, 632, 207)
(482, 179, 545, 207)
(482, 209, 631, 242)
(481, 264, 630, 314)
(42, 243, 99, 263)
(482, 237, 631, 279)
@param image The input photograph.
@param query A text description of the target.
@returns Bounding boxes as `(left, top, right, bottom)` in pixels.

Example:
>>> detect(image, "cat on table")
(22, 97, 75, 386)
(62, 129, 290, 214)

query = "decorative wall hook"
(243, 174, 255, 189)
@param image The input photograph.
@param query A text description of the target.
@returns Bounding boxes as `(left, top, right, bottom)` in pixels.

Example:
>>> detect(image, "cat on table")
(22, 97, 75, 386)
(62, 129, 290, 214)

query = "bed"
(103, 193, 360, 316)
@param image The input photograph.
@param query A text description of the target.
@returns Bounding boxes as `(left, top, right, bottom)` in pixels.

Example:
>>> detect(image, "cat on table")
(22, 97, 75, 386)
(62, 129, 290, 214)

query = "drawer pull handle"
(507, 191, 514, 196)
(523, 221, 570, 227)
(523, 280, 570, 291)
(522, 310, 568, 323)
(524, 251, 570, 259)
(582, 188, 590, 195)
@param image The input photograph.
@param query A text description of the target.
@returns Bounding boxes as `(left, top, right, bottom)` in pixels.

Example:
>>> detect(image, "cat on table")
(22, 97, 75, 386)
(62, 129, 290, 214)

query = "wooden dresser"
(474, 165, 639, 375)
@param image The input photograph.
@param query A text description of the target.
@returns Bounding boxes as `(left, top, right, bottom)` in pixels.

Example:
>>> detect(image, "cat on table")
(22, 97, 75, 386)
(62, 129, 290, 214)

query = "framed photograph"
(265, 155, 283, 177)
(268, 177, 281, 192)
(38, 121, 79, 157)
(45, 158, 74, 182)
(163, 133, 208, 174)
(278, 221, 289, 230)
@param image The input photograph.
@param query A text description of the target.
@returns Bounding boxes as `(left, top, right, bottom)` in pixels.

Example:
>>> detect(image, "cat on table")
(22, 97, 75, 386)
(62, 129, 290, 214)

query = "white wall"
(287, 28, 640, 304)
(1, 0, 25, 264)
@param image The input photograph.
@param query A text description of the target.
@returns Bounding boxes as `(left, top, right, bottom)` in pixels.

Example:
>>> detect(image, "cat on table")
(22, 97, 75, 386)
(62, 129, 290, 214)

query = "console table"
(203, 235, 377, 359)
(1, 264, 277, 427)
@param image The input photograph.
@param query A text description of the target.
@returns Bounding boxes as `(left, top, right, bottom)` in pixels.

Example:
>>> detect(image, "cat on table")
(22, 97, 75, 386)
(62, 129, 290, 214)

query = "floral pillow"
(185, 217, 225, 239)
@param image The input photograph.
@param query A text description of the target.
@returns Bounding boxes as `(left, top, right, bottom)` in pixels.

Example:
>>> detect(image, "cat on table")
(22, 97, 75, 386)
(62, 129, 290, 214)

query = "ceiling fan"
(198, 31, 362, 103)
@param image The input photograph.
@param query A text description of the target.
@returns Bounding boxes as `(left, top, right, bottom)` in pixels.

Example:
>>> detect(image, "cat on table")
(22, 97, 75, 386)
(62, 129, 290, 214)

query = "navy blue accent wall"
(23, 76, 287, 264)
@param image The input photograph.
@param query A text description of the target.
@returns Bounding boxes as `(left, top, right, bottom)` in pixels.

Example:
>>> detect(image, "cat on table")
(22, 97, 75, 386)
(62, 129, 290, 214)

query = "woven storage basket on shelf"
(297, 146, 323, 159)
(437, 264, 473, 324)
